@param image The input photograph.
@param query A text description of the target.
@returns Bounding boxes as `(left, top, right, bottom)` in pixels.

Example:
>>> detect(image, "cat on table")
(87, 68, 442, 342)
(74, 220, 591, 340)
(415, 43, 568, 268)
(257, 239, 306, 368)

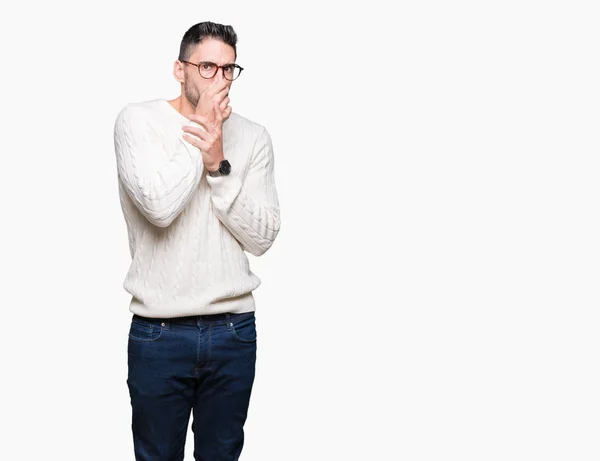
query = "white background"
(0, 1, 598, 460)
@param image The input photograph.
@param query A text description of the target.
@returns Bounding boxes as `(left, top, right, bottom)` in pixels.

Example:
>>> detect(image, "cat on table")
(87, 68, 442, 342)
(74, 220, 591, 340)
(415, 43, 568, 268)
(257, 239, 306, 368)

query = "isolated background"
(0, 1, 598, 460)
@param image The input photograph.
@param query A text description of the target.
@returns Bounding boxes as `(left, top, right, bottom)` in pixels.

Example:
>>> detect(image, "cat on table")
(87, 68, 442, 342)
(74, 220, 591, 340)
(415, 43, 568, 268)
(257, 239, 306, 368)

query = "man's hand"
(183, 100, 227, 171)
(195, 79, 232, 126)
(219, 96, 233, 122)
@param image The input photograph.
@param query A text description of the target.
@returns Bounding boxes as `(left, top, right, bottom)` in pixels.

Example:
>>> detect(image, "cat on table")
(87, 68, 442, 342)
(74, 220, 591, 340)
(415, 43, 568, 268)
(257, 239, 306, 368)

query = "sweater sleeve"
(113, 105, 205, 227)
(205, 126, 281, 256)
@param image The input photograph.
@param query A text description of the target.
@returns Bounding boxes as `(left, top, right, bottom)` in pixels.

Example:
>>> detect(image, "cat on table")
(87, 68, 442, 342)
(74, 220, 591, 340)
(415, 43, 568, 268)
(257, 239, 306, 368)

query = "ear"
(173, 60, 185, 84)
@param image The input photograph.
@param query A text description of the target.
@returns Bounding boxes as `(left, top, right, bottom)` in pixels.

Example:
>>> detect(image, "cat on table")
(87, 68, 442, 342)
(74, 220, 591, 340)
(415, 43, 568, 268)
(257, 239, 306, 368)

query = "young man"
(113, 21, 281, 461)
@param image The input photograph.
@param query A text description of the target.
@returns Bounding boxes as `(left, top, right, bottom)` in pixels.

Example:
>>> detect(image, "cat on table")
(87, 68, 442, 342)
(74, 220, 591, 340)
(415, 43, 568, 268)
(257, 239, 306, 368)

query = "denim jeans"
(126, 311, 258, 461)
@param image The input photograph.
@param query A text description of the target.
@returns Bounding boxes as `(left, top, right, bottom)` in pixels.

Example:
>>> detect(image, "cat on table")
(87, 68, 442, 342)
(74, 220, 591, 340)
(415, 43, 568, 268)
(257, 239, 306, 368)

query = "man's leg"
(127, 315, 197, 461)
(192, 312, 257, 461)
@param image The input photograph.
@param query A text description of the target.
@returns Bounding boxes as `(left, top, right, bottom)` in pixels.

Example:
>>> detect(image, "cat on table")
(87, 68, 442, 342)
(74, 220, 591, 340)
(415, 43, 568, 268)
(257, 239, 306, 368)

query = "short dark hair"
(178, 21, 238, 61)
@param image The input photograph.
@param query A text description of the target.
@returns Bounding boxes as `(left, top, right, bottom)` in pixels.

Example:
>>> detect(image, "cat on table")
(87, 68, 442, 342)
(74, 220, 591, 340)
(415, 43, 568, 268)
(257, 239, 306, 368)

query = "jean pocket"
(129, 317, 164, 342)
(229, 313, 257, 343)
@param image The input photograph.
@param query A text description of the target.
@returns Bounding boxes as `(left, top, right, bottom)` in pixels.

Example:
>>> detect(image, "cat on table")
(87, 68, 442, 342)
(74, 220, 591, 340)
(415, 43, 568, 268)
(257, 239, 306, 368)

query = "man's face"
(182, 38, 236, 108)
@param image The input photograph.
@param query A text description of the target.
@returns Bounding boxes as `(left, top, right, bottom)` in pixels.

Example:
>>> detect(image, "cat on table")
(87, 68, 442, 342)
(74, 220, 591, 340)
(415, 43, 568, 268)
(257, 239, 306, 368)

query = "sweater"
(113, 98, 281, 318)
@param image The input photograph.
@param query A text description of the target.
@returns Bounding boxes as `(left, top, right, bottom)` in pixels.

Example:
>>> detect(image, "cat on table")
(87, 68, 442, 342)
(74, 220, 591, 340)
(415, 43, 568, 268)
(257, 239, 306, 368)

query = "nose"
(215, 66, 227, 82)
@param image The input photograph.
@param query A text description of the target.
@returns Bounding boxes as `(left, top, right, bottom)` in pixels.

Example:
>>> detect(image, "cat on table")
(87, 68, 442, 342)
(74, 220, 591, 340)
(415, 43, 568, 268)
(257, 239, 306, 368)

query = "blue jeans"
(126, 311, 258, 461)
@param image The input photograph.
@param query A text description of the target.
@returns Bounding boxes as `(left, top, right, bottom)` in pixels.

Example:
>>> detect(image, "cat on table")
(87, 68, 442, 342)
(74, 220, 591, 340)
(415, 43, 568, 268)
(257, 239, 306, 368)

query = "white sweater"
(113, 99, 281, 318)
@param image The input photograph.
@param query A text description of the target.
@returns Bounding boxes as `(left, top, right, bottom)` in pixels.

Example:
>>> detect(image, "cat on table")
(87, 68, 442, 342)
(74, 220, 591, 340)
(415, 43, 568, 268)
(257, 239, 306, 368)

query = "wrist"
(205, 158, 224, 172)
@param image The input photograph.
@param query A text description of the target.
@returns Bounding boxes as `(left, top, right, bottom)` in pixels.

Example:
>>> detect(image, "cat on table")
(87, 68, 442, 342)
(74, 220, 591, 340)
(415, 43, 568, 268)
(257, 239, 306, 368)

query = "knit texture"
(113, 99, 281, 318)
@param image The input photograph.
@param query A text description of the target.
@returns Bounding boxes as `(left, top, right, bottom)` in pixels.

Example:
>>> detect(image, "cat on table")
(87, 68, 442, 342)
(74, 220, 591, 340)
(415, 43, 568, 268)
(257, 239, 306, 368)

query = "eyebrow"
(202, 60, 236, 66)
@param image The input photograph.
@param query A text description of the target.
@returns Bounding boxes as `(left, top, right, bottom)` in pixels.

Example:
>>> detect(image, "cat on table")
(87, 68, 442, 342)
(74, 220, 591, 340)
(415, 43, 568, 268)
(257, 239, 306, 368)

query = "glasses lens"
(199, 62, 217, 78)
(224, 65, 242, 81)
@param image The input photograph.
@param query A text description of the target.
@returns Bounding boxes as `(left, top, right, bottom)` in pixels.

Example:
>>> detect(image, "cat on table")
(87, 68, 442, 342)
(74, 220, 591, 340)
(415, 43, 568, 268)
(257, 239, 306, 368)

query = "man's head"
(174, 21, 238, 108)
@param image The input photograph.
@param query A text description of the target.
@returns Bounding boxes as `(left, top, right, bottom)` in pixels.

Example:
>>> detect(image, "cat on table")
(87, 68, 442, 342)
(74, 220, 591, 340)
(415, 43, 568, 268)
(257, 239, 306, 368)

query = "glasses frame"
(180, 59, 244, 81)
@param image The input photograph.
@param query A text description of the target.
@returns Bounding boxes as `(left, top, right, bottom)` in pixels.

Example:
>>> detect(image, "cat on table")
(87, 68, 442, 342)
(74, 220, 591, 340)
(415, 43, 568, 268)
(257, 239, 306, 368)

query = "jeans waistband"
(132, 311, 254, 326)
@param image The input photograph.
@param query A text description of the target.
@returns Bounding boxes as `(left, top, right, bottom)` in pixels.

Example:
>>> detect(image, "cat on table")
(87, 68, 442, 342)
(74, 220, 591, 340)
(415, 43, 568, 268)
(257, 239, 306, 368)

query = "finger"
(214, 82, 230, 102)
(199, 80, 219, 103)
(186, 114, 210, 131)
(182, 133, 208, 151)
(214, 100, 223, 125)
(220, 106, 232, 120)
(207, 78, 229, 99)
(182, 126, 207, 140)
(182, 120, 212, 140)
(220, 96, 230, 111)
(206, 77, 225, 92)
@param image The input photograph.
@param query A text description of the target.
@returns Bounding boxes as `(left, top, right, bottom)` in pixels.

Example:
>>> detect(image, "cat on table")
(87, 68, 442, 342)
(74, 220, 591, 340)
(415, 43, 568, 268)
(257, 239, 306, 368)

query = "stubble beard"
(183, 77, 200, 109)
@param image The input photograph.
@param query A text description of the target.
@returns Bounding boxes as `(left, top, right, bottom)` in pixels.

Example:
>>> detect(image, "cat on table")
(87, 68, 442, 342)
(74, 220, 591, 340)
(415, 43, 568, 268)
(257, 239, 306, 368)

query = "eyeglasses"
(180, 60, 244, 81)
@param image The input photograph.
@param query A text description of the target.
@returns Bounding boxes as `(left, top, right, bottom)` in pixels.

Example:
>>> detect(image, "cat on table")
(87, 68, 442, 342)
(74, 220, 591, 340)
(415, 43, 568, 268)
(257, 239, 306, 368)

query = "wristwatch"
(208, 159, 231, 177)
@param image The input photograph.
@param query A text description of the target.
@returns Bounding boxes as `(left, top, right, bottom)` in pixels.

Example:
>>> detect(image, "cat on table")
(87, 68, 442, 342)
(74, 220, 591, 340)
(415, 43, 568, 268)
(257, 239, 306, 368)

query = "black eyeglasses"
(180, 60, 244, 81)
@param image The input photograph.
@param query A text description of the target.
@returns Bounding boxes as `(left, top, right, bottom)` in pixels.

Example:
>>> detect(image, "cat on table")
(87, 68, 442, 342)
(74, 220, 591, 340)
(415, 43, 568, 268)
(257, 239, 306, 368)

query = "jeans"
(126, 311, 258, 461)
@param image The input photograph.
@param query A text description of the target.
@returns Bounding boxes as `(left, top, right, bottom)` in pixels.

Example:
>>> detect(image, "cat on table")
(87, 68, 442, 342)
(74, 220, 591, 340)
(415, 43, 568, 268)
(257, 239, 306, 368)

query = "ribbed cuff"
(206, 174, 243, 212)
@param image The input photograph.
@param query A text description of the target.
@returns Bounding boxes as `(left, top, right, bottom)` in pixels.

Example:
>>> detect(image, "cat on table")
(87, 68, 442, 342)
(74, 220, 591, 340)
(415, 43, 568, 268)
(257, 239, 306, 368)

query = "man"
(113, 21, 281, 461)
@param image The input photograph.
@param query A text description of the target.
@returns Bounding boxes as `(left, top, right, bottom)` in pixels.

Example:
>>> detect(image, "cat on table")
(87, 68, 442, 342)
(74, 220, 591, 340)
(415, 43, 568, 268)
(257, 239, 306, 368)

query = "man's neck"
(167, 96, 195, 119)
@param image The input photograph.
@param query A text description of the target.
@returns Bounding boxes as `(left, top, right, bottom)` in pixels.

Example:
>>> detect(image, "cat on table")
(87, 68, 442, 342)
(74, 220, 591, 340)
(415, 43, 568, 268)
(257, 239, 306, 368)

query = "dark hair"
(178, 21, 238, 61)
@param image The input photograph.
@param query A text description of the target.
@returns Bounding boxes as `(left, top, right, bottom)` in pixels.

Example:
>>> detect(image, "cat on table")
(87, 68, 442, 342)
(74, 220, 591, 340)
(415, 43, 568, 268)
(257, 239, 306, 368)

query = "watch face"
(220, 159, 231, 175)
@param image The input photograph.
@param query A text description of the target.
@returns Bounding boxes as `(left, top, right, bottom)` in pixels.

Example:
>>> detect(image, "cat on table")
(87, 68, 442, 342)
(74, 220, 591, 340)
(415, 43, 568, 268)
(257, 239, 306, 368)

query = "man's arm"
(206, 126, 281, 256)
(113, 105, 204, 227)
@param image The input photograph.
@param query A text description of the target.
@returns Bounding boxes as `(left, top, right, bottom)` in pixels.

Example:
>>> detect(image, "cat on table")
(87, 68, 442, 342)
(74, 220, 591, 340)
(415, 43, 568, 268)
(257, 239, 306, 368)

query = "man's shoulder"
(226, 111, 267, 138)
(115, 99, 170, 134)
(118, 99, 161, 116)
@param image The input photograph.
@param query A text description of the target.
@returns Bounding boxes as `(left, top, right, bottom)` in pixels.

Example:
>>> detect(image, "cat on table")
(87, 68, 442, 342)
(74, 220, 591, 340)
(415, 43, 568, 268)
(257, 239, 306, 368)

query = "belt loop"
(225, 312, 231, 327)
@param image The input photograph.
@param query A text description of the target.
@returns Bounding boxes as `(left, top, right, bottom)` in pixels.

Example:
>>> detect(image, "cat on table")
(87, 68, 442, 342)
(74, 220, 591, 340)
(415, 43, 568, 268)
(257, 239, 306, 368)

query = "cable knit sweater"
(113, 98, 281, 318)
